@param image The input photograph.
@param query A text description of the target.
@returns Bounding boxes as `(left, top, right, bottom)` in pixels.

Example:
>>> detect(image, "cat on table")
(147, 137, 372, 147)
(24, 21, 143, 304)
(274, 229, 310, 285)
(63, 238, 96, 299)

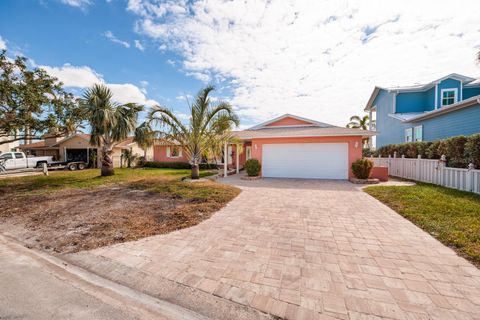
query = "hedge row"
(144, 161, 218, 170)
(370, 134, 480, 168)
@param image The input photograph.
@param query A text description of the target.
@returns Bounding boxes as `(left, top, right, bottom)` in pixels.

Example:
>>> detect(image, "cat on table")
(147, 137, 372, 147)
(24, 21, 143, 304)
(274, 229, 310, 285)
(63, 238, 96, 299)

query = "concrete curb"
(64, 252, 275, 320)
(0, 234, 207, 320)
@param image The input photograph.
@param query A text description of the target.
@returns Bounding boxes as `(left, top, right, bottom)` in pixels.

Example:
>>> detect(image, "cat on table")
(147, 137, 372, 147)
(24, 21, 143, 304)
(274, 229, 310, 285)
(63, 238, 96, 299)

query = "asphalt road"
(0, 235, 205, 320)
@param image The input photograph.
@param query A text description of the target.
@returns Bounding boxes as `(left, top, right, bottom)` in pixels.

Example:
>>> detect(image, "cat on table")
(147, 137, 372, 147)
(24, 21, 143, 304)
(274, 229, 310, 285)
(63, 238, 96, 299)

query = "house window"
(167, 146, 181, 158)
(414, 125, 423, 142)
(405, 128, 413, 142)
(171, 146, 180, 157)
(246, 146, 252, 160)
(441, 89, 457, 106)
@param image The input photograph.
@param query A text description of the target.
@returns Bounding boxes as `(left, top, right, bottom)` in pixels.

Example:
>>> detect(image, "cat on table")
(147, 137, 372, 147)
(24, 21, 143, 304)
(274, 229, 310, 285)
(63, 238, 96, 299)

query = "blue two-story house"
(365, 73, 480, 147)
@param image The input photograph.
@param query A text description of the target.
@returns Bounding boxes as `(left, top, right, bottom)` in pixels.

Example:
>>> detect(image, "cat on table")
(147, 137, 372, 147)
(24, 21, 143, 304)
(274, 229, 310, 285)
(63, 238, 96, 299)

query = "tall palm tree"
(346, 115, 374, 130)
(148, 85, 239, 179)
(134, 122, 156, 160)
(82, 84, 142, 176)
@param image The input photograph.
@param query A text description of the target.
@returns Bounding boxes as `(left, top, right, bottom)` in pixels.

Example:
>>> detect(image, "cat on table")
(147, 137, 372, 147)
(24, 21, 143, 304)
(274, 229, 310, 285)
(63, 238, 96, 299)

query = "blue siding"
(413, 103, 480, 141)
(375, 90, 411, 147)
(373, 75, 480, 147)
(425, 87, 436, 111)
(437, 78, 461, 106)
(463, 87, 480, 100)
(396, 92, 426, 113)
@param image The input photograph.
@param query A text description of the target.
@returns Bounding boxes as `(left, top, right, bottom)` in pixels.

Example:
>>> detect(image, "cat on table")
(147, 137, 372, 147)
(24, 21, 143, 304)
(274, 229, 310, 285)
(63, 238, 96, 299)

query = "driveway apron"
(67, 177, 480, 319)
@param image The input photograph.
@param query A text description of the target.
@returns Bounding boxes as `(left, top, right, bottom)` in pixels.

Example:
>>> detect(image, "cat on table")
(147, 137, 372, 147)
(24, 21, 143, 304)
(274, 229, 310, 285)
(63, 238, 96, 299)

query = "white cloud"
(134, 40, 145, 51)
(107, 83, 157, 106)
(41, 64, 104, 88)
(0, 36, 6, 50)
(41, 63, 158, 107)
(60, 0, 91, 9)
(129, 0, 480, 126)
(104, 31, 130, 48)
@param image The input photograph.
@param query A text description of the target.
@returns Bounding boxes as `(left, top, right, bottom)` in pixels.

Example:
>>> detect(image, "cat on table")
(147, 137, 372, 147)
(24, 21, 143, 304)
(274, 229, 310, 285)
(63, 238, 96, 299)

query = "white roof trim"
(236, 132, 377, 140)
(248, 114, 332, 130)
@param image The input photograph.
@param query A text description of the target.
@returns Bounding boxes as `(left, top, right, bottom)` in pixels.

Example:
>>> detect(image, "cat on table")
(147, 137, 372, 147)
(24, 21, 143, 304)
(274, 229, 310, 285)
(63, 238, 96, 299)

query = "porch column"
(236, 143, 240, 174)
(368, 109, 373, 148)
(223, 141, 228, 177)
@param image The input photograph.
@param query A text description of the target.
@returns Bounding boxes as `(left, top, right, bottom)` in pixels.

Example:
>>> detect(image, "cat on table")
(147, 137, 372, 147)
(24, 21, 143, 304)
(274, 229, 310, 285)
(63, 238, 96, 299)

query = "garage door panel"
(262, 143, 348, 179)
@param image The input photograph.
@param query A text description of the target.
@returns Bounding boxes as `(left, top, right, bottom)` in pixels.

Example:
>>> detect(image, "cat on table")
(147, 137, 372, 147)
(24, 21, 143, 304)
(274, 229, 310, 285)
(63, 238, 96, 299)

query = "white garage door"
(262, 143, 348, 179)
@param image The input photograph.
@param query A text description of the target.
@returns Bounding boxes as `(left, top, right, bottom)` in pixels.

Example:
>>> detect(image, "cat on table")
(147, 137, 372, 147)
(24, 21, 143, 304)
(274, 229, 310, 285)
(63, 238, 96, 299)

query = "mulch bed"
(0, 186, 224, 254)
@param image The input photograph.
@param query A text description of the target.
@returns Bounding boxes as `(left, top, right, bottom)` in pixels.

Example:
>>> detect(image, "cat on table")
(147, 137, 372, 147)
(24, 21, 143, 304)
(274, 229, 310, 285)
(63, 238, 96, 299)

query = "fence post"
(439, 155, 446, 186)
(416, 155, 421, 181)
(401, 155, 405, 178)
(466, 163, 475, 192)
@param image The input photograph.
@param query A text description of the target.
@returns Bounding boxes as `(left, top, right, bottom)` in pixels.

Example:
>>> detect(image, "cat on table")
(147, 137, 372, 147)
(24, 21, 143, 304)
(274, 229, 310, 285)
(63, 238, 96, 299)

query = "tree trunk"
(191, 163, 200, 179)
(101, 143, 115, 176)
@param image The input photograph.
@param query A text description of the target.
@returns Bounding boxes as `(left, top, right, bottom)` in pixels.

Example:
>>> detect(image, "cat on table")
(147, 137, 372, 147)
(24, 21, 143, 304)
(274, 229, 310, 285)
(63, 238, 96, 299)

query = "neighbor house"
(154, 114, 375, 179)
(19, 133, 153, 167)
(365, 73, 480, 148)
(0, 136, 20, 153)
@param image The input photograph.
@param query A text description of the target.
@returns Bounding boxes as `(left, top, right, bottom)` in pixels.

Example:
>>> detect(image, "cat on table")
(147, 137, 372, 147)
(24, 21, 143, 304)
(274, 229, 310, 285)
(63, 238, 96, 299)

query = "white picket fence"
(370, 156, 480, 194)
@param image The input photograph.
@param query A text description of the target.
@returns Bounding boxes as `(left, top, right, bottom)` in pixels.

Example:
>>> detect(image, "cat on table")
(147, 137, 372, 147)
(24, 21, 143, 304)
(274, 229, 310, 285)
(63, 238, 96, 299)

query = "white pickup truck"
(0, 152, 53, 171)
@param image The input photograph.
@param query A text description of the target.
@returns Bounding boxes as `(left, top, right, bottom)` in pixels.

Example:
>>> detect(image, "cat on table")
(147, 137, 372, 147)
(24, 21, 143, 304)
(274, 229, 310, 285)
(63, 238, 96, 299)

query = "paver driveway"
(68, 177, 480, 319)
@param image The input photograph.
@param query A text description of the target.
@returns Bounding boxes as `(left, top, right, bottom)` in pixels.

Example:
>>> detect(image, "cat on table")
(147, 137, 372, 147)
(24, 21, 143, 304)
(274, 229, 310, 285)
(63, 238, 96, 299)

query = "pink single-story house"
(153, 114, 376, 179)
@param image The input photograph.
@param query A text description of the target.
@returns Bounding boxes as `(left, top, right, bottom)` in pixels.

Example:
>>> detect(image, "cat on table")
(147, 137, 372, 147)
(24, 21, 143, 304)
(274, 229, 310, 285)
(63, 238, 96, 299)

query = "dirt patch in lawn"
(0, 185, 234, 254)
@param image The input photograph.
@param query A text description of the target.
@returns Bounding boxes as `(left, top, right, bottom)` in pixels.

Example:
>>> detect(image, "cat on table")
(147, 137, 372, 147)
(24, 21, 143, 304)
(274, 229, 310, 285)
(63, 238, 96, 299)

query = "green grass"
(365, 183, 480, 266)
(0, 168, 222, 198)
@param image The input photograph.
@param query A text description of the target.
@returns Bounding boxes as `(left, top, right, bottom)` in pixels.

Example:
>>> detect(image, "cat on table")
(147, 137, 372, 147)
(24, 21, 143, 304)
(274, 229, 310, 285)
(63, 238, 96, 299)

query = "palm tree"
(346, 115, 374, 130)
(134, 122, 156, 161)
(347, 115, 375, 147)
(82, 84, 142, 176)
(148, 85, 239, 179)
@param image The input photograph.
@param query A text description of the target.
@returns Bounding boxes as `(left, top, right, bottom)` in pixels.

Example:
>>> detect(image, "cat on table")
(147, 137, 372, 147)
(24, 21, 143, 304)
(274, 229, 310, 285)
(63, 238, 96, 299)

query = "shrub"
(143, 161, 218, 170)
(465, 134, 480, 169)
(375, 133, 480, 168)
(245, 158, 261, 177)
(351, 158, 373, 179)
(444, 136, 468, 168)
(362, 147, 374, 157)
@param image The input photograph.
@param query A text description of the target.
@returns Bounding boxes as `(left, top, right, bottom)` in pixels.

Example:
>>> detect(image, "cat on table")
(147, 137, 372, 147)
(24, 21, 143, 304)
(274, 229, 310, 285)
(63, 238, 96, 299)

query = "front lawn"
(365, 183, 480, 266)
(0, 168, 240, 253)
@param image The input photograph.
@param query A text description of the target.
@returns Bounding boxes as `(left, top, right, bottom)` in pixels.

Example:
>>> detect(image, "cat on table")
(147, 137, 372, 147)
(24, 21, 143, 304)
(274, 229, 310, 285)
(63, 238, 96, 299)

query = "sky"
(1, 0, 480, 129)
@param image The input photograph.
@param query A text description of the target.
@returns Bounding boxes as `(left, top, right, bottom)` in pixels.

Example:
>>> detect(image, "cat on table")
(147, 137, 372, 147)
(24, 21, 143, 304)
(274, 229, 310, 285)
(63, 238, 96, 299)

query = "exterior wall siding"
(396, 91, 426, 113)
(153, 145, 189, 162)
(374, 90, 412, 147)
(463, 87, 480, 100)
(413, 103, 480, 141)
(375, 77, 480, 147)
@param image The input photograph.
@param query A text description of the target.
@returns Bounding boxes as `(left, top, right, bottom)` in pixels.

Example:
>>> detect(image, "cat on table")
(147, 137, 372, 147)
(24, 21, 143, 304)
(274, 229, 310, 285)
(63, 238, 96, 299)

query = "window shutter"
(166, 146, 171, 157)
(179, 148, 182, 157)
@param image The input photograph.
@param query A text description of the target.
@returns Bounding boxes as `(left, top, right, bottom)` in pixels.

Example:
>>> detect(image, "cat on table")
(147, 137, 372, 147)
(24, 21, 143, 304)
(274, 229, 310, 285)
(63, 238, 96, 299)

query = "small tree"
(148, 86, 239, 179)
(134, 122, 156, 162)
(82, 84, 142, 176)
(346, 115, 375, 147)
(0, 50, 86, 145)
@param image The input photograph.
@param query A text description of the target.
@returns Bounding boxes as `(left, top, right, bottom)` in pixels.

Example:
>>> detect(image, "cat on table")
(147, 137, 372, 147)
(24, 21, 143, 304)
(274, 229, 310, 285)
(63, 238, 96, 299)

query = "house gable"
(265, 117, 314, 127)
(249, 114, 331, 130)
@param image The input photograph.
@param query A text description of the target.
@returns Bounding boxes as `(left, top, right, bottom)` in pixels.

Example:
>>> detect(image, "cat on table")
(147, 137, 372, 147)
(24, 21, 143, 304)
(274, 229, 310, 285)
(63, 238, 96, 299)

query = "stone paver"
(69, 177, 480, 319)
